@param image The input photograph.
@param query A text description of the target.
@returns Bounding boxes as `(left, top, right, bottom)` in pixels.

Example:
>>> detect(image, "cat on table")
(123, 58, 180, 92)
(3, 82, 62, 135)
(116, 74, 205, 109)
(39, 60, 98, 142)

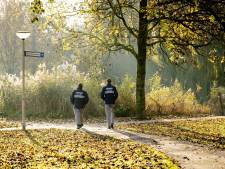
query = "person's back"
(72, 88, 89, 109)
(101, 79, 118, 129)
(70, 83, 89, 129)
(101, 82, 118, 105)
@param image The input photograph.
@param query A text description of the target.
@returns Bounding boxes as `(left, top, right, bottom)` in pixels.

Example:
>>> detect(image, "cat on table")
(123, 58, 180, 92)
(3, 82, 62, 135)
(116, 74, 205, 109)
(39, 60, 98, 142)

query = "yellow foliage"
(118, 118, 225, 149)
(0, 129, 181, 168)
(146, 79, 211, 116)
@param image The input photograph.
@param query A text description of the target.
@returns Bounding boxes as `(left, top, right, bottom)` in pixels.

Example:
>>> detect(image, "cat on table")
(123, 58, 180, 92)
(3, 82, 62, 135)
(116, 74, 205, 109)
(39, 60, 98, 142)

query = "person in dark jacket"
(70, 83, 89, 129)
(101, 79, 118, 129)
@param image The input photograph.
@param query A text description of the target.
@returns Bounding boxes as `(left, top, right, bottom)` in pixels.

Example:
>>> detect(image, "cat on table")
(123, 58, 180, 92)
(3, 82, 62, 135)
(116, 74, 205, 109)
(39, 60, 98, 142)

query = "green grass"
(117, 118, 225, 149)
(0, 129, 180, 168)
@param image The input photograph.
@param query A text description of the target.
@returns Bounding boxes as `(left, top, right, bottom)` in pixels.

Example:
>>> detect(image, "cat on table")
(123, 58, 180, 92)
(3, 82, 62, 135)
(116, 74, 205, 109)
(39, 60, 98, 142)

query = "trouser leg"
(105, 104, 111, 128)
(74, 108, 81, 126)
(111, 105, 114, 125)
(80, 109, 83, 125)
(73, 107, 76, 124)
(105, 104, 114, 128)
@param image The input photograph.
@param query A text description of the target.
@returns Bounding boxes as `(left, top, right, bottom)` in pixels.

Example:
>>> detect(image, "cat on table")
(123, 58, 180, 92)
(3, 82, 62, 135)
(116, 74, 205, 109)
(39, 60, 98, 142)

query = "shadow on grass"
(24, 130, 41, 146)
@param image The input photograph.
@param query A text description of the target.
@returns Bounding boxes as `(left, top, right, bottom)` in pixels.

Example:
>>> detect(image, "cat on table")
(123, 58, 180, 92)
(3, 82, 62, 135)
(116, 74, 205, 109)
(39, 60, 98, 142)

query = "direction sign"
(24, 51, 44, 58)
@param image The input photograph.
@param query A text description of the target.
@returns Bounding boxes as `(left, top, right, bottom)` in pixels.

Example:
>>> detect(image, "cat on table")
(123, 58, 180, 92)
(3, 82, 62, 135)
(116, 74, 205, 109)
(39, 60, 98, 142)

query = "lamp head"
(16, 31, 31, 40)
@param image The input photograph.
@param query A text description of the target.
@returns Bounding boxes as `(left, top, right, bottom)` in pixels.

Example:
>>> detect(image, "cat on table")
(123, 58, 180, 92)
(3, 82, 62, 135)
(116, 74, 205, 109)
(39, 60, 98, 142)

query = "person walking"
(101, 79, 118, 129)
(70, 83, 89, 129)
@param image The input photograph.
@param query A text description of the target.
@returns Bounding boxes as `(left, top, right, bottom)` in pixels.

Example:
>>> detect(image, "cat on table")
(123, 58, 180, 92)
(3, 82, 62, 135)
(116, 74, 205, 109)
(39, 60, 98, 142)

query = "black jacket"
(101, 84, 118, 104)
(70, 89, 89, 109)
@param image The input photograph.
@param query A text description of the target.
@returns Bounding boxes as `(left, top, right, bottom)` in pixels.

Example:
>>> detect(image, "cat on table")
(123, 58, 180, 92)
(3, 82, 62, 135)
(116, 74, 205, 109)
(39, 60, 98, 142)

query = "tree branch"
(107, 0, 137, 38)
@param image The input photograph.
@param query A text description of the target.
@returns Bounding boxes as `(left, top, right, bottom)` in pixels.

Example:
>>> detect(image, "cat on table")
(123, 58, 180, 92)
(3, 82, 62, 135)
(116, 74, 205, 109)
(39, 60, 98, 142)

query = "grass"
(117, 118, 225, 149)
(0, 118, 19, 128)
(0, 129, 180, 168)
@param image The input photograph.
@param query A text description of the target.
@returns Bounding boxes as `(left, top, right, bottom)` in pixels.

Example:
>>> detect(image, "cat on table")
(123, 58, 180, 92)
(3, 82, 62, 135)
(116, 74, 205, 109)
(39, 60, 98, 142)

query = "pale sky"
(45, 0, 85, 27)
(0, 0, 85, 27)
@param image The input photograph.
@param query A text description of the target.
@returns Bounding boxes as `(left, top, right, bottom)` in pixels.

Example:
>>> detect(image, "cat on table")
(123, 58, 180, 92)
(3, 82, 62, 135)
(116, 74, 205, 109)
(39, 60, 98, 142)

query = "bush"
(208, 86, 225, 115)
(145, 76, 211, 117)
(83, 78, 105, 118)
(0, 63, 116, 119)
(114, 107, 132, 117)
(0, 66, 212, 120)
(115, 75, 136, 117)
(0, 63, 83, 119)
(0, 74, 21, 118)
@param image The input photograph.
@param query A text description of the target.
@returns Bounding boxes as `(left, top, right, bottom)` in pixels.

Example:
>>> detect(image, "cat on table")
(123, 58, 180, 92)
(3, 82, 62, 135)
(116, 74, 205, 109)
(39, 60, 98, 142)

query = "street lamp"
(16, 31, 31, 130)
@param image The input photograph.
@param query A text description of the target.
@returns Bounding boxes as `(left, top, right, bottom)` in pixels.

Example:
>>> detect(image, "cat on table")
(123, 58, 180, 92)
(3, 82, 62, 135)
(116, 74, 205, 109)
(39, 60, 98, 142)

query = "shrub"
(0, 66, 212, 120)
(208, 86, 225, 115)
(146, 72, 162, 92)
(0, 63, 113, 119)
(0, 74, 21, 118)
(0, 63, 81, 119)
(145, 76, 211, 117)
(115, 75, 136, 117)
(82, 78, 105, 118)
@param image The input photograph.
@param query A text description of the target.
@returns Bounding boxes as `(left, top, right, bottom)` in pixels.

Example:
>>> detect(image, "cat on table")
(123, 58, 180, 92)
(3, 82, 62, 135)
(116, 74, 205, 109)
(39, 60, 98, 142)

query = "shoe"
(77, 124, 83, 129)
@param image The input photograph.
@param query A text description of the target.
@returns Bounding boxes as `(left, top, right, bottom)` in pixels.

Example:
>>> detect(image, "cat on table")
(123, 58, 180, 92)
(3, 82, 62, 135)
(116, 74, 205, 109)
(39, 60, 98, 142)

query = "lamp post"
(16, 31, 31, 130)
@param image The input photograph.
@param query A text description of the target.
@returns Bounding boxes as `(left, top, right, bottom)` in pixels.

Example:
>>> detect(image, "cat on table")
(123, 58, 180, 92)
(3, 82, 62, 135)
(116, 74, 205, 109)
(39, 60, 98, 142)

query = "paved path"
(1, 116, 225, 169)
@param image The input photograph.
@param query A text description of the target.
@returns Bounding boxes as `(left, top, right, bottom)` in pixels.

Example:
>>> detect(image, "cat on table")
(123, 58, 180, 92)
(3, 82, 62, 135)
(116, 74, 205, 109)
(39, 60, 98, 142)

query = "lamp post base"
(22, 123, 26, 130)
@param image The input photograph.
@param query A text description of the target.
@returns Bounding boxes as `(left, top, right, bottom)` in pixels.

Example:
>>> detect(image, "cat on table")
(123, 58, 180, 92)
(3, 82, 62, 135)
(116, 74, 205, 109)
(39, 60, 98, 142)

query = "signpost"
(17, 31, 45, 131)
(24, 51, 44, 58)
(218, 92, 225, 116)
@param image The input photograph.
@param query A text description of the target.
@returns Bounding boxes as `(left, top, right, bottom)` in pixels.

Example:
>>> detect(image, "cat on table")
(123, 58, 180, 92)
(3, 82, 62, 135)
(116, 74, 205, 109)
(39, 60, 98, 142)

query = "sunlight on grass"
(117, 118, 225, 149)
(0, 118, 19, 128)
(0, 129, 180, 168)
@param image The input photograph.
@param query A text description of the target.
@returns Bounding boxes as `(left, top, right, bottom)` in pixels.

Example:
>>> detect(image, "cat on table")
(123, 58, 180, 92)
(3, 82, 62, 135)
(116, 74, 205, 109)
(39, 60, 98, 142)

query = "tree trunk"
(136, 58, 146, 119)
(214, 63, 225, 87)
(136, 0, 148, 119)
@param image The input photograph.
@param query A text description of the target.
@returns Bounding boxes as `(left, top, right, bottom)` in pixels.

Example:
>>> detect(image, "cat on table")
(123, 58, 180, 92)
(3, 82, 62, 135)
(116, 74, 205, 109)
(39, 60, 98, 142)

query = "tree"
(31, 0, 225, 118)
(0, 0, 67, 74)
(0, 0, 25, 74)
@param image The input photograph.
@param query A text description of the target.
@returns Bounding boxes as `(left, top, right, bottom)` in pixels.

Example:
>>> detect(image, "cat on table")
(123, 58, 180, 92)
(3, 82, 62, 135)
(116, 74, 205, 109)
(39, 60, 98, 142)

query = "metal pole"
(22, 39, 26, 130)
(218, 92, 224, 116)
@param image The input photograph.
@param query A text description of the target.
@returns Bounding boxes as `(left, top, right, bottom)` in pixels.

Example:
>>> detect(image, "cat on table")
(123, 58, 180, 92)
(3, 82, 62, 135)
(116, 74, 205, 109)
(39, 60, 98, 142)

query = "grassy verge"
(117, 118, 225, 149)
(0, 129, 180, 168)
(0, 118, 19, 128)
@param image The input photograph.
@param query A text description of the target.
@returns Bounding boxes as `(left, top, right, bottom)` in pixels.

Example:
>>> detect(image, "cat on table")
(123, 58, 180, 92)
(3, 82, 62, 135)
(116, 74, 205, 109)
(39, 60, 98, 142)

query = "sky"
(44, 0, 85, 27)
(0, 0, 85, 30)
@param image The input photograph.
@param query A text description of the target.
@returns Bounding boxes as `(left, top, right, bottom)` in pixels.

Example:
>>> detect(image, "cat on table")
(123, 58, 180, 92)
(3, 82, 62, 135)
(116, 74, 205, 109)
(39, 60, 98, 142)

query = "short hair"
(107, 79, 111, 84)
(78, 83, 83, 89)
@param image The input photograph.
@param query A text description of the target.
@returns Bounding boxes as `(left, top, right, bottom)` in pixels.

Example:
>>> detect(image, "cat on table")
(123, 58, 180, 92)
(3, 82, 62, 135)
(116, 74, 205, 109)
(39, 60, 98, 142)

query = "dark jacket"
(101, 84, 118, 104)
(70, 89, 89, 109)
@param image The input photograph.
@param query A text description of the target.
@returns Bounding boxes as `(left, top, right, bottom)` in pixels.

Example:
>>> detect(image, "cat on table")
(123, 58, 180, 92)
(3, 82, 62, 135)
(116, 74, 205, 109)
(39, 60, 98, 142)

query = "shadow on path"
(81, 128, 114, 141)
(112, 129, 159, 145)
(81, 126, 159, 145)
